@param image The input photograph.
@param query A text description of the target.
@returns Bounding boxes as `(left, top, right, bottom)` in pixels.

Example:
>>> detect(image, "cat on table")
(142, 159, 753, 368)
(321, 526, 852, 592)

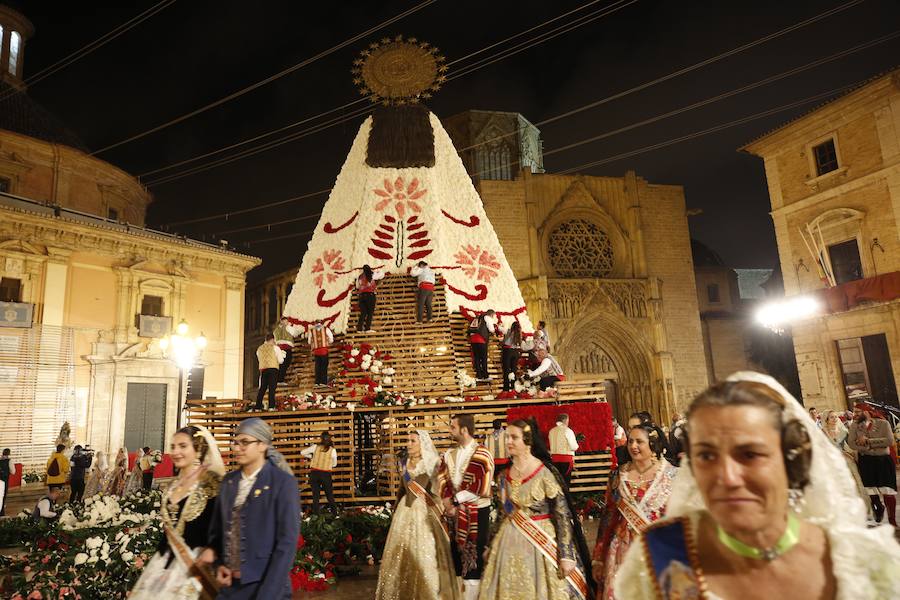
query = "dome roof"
(691, 239, 725, 267)
(0, 82, 90, 152)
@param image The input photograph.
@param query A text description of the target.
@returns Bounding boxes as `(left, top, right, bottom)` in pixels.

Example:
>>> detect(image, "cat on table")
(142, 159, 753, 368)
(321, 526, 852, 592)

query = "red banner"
(506, 402, 614, 453)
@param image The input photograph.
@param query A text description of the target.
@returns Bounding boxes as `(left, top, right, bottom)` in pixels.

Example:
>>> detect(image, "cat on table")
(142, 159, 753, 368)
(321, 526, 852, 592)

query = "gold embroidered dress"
(479, 464, 589, 600)
(376, 461, 461, 600)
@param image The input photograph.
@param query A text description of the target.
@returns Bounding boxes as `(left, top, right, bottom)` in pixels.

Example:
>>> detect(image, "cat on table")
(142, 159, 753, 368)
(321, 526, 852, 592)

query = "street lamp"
(160, 319, 207, 428)
(754, 296, 821, 334)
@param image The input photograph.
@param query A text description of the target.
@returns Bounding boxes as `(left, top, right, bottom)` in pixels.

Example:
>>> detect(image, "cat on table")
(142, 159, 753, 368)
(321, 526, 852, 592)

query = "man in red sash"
(438, 413, 494, 600)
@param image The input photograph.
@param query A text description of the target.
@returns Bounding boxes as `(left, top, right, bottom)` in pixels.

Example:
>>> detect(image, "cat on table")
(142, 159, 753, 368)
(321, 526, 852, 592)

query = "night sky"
(13, 0, 900, 280)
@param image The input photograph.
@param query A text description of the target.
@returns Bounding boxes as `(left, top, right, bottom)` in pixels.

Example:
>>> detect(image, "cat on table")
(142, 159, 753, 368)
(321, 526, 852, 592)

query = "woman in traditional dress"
(123, 447, 145, 496)
(130, 425, 224, 600)
(83, 450, 108, 499)
(355, 264, 384, 333)
(614, 372, 900, 599)
(105, 447, 128, 496)
(822, 409, 871, 520)
(479, 419, 595, 600)
(376, 429, 459, 600)
(591, 424, 678, 599)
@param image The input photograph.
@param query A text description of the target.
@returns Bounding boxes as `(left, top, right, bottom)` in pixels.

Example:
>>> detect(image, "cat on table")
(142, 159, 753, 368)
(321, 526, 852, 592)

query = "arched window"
(548, 219, 614, 278)
(8, 31, 21, 76)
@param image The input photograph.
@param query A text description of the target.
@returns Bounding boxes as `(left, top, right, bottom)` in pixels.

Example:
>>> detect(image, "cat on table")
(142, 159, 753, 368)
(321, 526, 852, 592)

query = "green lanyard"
(717, 513, 800, 561)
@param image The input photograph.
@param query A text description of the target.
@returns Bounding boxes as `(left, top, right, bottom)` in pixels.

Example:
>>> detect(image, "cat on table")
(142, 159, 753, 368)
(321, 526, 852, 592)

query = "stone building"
(742, 69, 900, 411)
(0, 3, 260, 467)
(445, 110, 709, 421)
(692, 240, 769, 382)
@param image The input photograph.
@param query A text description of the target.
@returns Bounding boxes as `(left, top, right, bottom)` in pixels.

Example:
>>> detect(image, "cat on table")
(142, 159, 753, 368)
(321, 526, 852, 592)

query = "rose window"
(548, 219, 614, 278)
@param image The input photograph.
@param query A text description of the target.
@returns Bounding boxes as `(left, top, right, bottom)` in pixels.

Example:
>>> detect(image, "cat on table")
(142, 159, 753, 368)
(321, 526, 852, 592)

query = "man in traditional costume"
(306, 320, 334, 387)
(549, 414, 579, 485)
(410, 260, 437, 323)
(205, 418, 300, 599)
(527, 347, 565, 390)
(438, 413, 494, 600)
(255, 334, 284, 411)
(273, 317, 299, 384)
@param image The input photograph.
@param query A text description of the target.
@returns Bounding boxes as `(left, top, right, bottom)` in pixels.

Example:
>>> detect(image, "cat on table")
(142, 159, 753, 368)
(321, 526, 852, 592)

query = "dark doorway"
(124, 383, 167, 451)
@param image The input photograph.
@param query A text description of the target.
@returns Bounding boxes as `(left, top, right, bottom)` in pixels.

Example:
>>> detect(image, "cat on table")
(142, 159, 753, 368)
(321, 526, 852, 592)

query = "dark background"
(12, 0, 900, 280)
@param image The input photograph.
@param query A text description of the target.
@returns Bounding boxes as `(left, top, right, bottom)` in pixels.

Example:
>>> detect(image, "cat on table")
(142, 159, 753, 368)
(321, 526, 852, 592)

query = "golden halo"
(352, 36, 447, 105)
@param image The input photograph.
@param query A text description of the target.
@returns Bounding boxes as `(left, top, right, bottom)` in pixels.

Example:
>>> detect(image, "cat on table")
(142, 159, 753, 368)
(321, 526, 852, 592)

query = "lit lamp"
(755, 296, 821, 334)
(160, 320, 207, 428)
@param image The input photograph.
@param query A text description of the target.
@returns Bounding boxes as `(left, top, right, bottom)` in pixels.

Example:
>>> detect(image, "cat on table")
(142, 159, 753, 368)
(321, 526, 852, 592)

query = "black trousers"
(0, 474, 8, 515)
(357, 292, 376, 331)
(538, 375, 560, 390)
(256, 368, 278, 409)
(552, 461, 574, 486)
(501, 346, 519, 391)
(278, 347, 293, 382)
(416, 288, 433, 322)
(142, 471, 153, 490)
(70, 478, 85, 503)
(471, 343, 488, 379)
(450, 506, 490, 580)
(310, 470, 337, 514)
(314, 354, 329, 385)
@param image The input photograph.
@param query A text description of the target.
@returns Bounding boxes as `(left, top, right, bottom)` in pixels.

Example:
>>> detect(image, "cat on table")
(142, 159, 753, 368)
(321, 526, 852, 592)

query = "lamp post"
(159, 319, 207, 429)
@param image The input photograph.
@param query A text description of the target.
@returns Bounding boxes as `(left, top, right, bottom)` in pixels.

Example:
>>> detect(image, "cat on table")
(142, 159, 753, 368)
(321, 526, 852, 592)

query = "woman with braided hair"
(614, 372, 900, 599)
(479, 418, 595, 600)
(130, 425, 225, 600)
(591, 423, 678, 599)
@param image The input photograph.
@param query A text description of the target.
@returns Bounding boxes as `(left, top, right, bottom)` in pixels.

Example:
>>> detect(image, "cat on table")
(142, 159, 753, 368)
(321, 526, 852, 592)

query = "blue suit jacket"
(208, 461, 300, 597)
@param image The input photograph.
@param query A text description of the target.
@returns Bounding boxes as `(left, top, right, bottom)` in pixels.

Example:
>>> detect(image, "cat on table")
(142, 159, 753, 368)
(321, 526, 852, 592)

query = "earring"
(787, 488, 805, 512)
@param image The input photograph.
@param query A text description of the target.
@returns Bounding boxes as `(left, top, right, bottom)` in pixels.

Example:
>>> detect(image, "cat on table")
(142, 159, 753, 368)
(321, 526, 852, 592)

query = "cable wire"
(90, 0, 437, 156)
(0, 0, 178, 103)
(148, 0, 866, 220)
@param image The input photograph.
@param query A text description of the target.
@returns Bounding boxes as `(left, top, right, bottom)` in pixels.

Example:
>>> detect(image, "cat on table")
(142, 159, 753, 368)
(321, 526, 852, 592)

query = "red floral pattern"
(373, 177, 427, 218)
(454, 244, 501, 282)
(310, 249, 346, 288)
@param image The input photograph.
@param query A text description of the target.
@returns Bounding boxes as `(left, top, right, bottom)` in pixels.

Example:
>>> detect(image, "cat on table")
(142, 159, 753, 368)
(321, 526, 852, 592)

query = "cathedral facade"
(445, 110, 709, 421)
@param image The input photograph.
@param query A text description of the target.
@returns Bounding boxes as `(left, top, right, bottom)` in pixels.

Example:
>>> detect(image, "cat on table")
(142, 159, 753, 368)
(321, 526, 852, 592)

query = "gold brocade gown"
(375, 468, 461, 600)
(479, 465, 588, 600)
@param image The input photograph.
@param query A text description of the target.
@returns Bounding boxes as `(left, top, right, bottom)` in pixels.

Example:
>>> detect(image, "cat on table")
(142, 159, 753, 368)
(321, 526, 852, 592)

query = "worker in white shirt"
(526, 347, 565, 390)
(32, 485, 62, 522)
(549, 414, 579, 485)
(410, 261, 436, 323)
(301, 432, 339, 515)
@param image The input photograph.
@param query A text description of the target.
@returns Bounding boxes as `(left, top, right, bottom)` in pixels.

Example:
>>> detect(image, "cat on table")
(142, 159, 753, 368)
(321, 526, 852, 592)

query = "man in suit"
(201, 418, 300, 599)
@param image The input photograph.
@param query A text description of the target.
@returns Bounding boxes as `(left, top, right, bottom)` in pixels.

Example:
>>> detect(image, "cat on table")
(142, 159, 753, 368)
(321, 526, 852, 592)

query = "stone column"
(224, 276, 245, 398)
(35, 247, 71, 454)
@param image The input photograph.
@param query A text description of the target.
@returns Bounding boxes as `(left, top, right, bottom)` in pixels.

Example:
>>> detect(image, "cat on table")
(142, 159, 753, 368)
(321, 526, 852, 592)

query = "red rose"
(345, 534, 353, 543)
(296, 534, 305, 549)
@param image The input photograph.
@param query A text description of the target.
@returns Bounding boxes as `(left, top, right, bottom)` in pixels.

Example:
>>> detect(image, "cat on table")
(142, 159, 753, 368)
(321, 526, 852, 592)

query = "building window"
(812, 138, 838, 176)
(108, 207, 119, 221)
(8, 31, 20, 76)
(548, 219, 614, 278)
(828, 239, 863, 285)
(0, 176, 10, 193)
(140, 295, 164, 316)
(707, 283, 720, 303)
(0, 277, 22, 302)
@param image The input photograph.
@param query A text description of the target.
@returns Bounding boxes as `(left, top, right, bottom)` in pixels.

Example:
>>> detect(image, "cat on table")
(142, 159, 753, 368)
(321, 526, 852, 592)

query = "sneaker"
(367, 329, 376, 333)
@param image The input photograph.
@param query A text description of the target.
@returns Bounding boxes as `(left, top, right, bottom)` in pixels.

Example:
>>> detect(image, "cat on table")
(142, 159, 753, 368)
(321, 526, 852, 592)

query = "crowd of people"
(373, 374, 900, 600)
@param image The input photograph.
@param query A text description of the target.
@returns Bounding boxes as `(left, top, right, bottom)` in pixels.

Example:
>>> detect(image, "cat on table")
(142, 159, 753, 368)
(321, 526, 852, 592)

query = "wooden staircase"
(189, 272, 612, 506)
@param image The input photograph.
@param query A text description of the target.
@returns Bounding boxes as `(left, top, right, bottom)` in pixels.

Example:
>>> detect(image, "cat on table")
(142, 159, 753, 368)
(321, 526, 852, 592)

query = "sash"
(643, 518, 704, 600)
(164, 524, 219, 600)
(509, 510, 589, 600)
(617, 487, 652, 534)
(404, 470, 450, 541)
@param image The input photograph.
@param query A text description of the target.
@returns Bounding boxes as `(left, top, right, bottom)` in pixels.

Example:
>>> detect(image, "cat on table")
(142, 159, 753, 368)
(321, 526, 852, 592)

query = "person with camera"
(69, 445, 93, 503)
